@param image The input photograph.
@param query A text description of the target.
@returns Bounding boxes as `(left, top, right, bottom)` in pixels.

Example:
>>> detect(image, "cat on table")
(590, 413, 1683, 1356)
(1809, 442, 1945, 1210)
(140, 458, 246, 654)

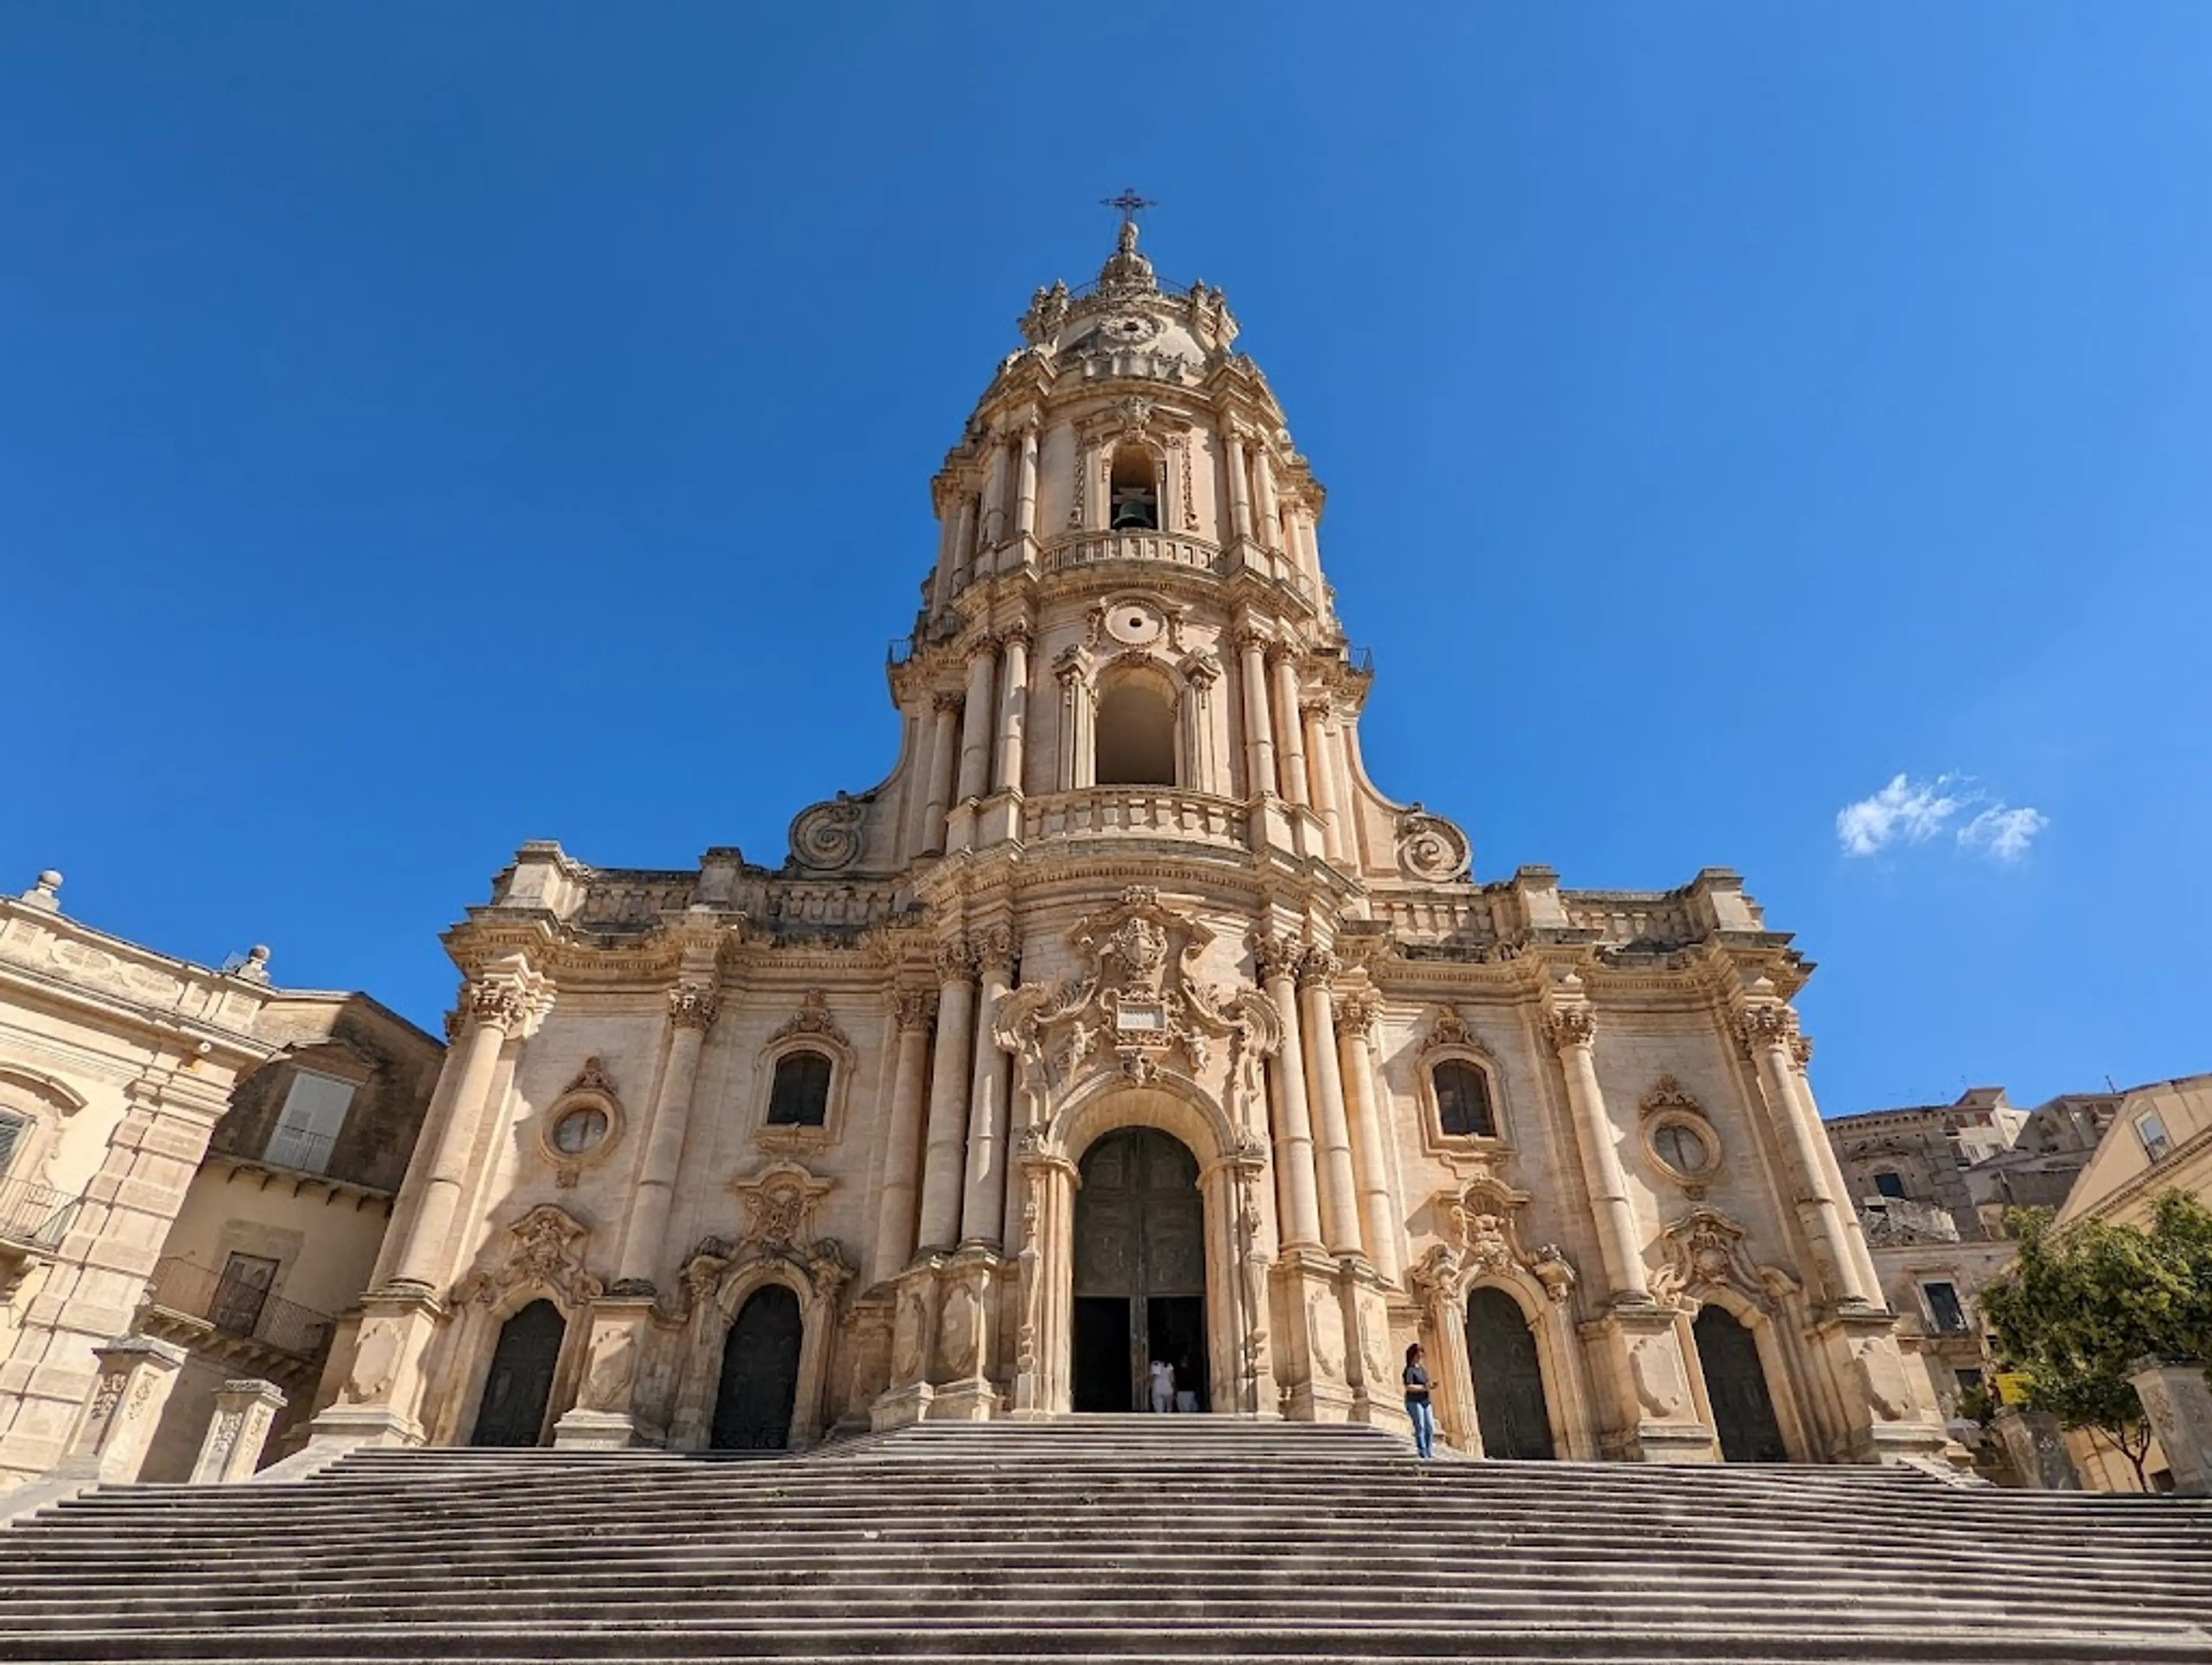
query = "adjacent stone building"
(0, 871, 441, 1485)
(310, 221, 1945, 1469)
(1825, 1088, 2115, 1444)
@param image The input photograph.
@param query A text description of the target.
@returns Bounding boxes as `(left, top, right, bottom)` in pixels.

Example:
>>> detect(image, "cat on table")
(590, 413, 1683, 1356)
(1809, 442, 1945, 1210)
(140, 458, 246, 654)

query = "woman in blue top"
(1403, 1342, 1435, 1459)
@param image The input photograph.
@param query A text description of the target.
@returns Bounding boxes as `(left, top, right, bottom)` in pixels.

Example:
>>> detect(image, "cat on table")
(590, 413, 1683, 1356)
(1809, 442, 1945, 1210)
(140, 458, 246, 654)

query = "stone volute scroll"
(1410, 1171, 1578, 1315)
(787, 792, 868, 873)
(1394, 804, 1471, 883)
(1647, 1206, 1797, 1317)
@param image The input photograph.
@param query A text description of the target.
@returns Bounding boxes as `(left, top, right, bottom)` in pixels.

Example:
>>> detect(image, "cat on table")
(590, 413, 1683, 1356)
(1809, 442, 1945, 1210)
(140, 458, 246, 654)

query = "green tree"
(1979, 1191, 2212, 1490)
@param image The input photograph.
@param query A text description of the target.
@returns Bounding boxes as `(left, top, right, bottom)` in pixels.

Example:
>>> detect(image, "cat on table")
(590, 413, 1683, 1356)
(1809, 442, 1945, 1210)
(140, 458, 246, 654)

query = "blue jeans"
(1407, 1397, 1435, 1459)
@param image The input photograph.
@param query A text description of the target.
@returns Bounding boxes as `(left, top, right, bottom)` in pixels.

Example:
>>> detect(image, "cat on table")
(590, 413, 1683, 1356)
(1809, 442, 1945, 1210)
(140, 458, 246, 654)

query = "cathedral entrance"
(469, 1299, 566, 1447)
(710, 1284, 803, 1450)
(1694, 1305, 1788, 1462)
(1465, 1287, 1555, 1460)
(1070, 1127, 1208, 1412)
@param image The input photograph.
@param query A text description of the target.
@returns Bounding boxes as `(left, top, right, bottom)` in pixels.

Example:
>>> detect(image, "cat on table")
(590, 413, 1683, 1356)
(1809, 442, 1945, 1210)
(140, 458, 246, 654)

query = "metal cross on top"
(1101, 189, 1157, 229)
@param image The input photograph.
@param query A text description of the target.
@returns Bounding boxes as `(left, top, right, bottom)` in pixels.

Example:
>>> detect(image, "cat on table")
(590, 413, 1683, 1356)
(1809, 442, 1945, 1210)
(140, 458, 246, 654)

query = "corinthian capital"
(997, 622, 1035, 655)
(668, 981, 721, 1031)
(460, 962, 555, 1039)
(891, 987, 939, 1031)
(1543, 1006, 1596, 1052)
(934, 935, 978, 983)
(1334, 988, 1381, 1038)
(1732, 1003, 1798, 1057)
(971, 922, 1018, 974)
(1294, 943, 1342, 988)
(1248, 924, 1300, 983)
(932, 690, 965, 716)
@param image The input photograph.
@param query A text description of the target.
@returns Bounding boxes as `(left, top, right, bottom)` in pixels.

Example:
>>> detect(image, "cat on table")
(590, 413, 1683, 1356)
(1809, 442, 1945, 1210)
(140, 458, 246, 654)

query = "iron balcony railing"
(0, 1179, 81, 1253)
(143, 1257, 335, 1361)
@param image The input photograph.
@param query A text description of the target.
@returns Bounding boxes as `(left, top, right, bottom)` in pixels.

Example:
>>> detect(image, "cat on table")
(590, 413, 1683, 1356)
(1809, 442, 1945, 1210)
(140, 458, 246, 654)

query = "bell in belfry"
(1110, 485, 1157, 530)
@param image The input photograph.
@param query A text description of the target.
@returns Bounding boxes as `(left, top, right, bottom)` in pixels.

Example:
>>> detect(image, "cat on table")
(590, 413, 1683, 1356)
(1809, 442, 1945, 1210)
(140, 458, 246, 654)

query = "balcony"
(1041, 530, 1226, 579)
(137, 1257, 336, 1385)
(1858, 1197, 1964, 1247)
(208, 1125, 407, 1197)
(0, 1178, 81, 1254)
(1021, 788, 1249, 852)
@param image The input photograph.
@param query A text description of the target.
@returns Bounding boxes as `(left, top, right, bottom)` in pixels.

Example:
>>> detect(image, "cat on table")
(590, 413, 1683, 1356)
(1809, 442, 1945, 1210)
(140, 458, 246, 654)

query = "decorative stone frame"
(752, 992, 856, 1156)
(1637, 1076, 1724, 1197)
(1053, 608, 1224, 797)
(1071, 401, 1198, 535)
(437, 1204, 604, 1448)
(1407, 1172, 1592, 1459)
(1414, 1008, 1512, 1165)
(1647, 1205, 1814, 1463)
(665, 1220, 854, 1452)
(536, 1057, 627, 1190)
(0, 1062, 88, 1186)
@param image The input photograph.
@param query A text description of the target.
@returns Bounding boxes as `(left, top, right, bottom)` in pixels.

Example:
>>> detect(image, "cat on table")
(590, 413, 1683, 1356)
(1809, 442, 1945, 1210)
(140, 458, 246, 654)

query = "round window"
(551, 1107, 609, 1156)
(1652, 1120, 1712, 1176)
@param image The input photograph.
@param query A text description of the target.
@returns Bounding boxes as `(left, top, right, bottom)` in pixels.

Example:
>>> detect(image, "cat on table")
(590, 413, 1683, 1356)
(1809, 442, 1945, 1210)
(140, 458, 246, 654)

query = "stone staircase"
(2, 1416, 2209, 1663)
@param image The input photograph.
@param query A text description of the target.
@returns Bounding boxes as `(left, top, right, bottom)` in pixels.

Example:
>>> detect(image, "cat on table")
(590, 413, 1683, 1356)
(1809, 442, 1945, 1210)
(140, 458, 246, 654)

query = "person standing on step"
(1174, 1356, 1199, 1414)
(1148, 1356, 1175, 1414)
(1403, 1342, 1435, 1459)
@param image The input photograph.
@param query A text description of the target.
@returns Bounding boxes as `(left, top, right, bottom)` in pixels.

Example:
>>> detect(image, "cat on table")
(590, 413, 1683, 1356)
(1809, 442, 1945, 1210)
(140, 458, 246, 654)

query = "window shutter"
(265, 1072, 356, 1174)
(0, 1113, 24, 1177)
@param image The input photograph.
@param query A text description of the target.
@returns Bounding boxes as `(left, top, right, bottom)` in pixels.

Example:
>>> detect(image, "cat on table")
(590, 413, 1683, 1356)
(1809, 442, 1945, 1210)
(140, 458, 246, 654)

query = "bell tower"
(866, 202, 1455, 882)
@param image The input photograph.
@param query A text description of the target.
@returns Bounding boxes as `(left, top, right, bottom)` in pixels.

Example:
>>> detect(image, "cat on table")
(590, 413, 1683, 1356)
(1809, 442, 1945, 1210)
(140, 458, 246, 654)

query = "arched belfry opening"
(1094, 671, 1177, 788)
(1108, 443, 1159, 530)
(1071, 1127, 1207, 1412)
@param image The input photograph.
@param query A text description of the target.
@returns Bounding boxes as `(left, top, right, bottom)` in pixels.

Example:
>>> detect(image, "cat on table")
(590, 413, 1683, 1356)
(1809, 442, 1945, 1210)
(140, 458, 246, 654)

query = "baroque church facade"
(312, 222, 1945, 1466)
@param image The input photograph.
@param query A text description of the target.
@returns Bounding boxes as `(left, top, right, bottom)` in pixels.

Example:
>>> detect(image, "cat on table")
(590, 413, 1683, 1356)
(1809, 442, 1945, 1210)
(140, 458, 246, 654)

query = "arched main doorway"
(711, 1284, 804, 1450)
(470, 1299, 566, 1447)
(1694, 1304, 1788, 1462)
(1465, 1287, 1555, 1460)
(1071, 1127, 1207, 1412)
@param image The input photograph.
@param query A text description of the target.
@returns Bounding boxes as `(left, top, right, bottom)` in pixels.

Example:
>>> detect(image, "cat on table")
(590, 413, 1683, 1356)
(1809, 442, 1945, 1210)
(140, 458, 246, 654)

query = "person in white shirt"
(1147, 1357, 1175, 1413)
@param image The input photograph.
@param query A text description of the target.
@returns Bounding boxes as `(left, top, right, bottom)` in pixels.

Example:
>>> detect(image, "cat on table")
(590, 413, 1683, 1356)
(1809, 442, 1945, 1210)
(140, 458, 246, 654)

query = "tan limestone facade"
(315, 225, 1944, 1467)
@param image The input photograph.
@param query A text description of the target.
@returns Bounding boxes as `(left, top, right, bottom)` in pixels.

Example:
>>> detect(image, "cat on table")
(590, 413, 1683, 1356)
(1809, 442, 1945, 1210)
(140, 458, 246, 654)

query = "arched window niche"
(1416, 1008, 1510, 1159)
(755, 991, 855, 1154)
(768, 1051, 833, 1128)
(1108, 443, 1160, 531)
(1094, 667, 1179, 788)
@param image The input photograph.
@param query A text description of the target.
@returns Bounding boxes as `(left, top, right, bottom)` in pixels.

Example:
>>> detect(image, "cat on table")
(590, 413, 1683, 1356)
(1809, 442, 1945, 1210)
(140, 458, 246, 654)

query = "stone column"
(1268, 647, 1309, 809)
(1252, 443, 1283, 554)
(980, 433, 1012, 551)
(1222, 425, 1254, 544)
(1254, 931, 1321, 1250)
(1736, 1003, 1873, 1310)
(869, 988, 937, 1286)
(1296, 947, 1360, 1256)
(1334, 990, 1402, 1284)
(612, 981, 719, 1291)
(1056, 654, 1093, 791)
(914, 938, 977, 1253)
(1181, 657, 1221, 795)
(188, 1379, 286, 1484)
(1235, 627, 1277, 798)
(2129, 1357, 2212, 1496)
(1014, 421, 1040, 543)
(993, 625, 1031, 797)
(1786, 1034, 1887, 1304)
(1541, 1003, 1649, 1304)
(66, 1336, 187, 1482)
(959, 926, 1017, 1249)
(1301, 699, 1342, 859)
(922, 691, 961, 854)
(390, 960, 548, 1291)
(955, 640, 999, 805)
(950, 495, 978, 592)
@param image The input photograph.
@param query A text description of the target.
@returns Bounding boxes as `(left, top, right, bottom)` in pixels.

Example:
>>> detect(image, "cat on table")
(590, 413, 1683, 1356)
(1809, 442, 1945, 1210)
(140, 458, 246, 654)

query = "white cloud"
(1835, 773, 1969, 857)
(1957, 805, 2048, 862)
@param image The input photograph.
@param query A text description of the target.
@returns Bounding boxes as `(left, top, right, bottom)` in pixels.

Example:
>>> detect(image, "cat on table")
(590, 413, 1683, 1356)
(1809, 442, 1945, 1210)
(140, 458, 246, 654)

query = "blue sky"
(3, 6, 2207, 1116)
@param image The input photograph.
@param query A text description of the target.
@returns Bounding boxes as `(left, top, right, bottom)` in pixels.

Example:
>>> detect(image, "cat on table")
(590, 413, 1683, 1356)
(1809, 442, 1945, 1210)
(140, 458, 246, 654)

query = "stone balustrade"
(1020, 788, 1248, 851)
(1039, 530, 1225, 579)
